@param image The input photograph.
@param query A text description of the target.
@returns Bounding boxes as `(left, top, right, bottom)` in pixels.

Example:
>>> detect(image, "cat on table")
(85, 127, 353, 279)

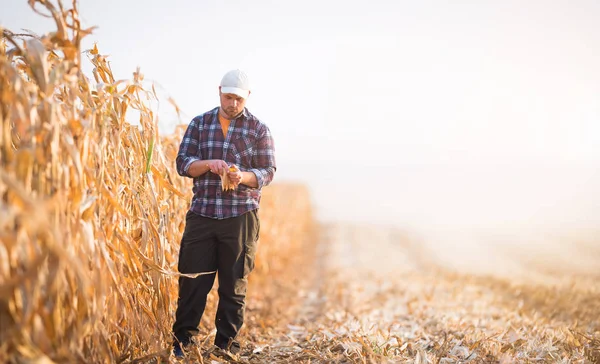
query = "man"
(172, 69, 276, 358)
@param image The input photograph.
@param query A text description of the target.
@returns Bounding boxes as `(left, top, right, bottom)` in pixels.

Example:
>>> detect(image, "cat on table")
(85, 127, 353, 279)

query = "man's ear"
(219, 86, 222, 95)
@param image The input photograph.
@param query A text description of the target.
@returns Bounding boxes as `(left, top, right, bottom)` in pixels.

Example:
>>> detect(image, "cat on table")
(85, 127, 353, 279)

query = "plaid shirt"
(176, 107, 276, 219)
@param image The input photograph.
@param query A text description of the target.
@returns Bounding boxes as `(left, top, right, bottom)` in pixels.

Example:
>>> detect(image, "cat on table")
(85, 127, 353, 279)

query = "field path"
(241, 223, 600, 363)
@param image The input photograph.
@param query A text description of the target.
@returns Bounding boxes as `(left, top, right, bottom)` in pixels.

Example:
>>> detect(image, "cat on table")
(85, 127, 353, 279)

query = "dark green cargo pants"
(172, 209, 260, 348)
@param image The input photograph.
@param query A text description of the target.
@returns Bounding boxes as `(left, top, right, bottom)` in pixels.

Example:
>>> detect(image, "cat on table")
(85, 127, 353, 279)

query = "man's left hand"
(227, 165, 243, 187)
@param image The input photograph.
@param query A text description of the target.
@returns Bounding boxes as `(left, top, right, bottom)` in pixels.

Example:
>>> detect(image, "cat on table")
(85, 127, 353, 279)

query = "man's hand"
(207, 160, 228, 175)
(227, 165, 243, 187)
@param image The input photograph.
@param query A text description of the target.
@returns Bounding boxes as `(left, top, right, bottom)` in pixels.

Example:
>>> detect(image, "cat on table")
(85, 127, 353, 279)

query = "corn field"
(3, 2, 600, 364)
(0, 1, 315, 363)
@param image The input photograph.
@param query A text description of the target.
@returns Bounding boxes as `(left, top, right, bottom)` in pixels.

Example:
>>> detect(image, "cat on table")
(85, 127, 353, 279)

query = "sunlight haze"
(3, 0, 599, 230)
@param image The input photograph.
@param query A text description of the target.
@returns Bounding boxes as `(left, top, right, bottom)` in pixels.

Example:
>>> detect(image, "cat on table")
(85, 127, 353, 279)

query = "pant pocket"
(243, 239, 257, 277)
(242, 210, 260, 277)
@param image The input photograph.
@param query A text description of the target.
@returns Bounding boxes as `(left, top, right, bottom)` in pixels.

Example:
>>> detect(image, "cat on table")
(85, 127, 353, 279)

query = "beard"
(224, 107, 242, 119)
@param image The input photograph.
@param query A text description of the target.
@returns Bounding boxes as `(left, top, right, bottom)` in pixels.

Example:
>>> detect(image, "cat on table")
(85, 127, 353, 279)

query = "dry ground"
(188, 223, 600, 364)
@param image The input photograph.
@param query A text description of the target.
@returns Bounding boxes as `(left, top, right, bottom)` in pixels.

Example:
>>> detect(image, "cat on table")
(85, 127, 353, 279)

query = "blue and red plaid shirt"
(176, 107, 276, 219)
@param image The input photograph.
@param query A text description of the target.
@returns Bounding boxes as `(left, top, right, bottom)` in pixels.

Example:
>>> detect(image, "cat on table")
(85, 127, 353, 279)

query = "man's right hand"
(206, 160, 228, 175)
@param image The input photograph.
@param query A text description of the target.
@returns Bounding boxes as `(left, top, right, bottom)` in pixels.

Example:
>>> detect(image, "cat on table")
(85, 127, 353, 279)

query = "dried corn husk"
(221, 164, 238, 191)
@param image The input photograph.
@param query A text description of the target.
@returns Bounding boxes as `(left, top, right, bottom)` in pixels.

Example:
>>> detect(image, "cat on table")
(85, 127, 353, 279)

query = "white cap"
(220, 69, 250, 99)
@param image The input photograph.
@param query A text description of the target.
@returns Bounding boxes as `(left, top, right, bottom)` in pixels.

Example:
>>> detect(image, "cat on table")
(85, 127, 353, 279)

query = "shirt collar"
(214, 107, 249, 121)
(238, 107, 250, 121)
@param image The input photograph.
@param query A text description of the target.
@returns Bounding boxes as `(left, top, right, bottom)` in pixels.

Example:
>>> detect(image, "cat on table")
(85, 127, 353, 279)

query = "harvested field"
(1, 2, 599, 364)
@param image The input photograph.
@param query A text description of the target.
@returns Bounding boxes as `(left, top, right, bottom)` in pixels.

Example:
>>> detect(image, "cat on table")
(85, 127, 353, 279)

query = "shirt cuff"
(249, 168, 266, 189)
(183, 157, 201, 176)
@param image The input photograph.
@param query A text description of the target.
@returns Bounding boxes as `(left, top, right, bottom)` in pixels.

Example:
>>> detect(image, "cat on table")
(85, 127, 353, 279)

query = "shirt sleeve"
(249, 124, 276, 188)
(176, 117, 202, 178)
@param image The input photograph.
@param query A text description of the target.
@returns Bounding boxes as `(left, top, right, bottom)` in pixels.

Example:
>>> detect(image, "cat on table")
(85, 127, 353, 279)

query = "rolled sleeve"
(176, 117, 202, 178)
(250, 124, 276, 188)
(182, 156, 200, 176)
(249, 167, 275, 189)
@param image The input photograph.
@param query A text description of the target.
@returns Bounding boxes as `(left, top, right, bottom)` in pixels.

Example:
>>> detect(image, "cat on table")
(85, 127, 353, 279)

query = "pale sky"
(3, 0, 599, 229)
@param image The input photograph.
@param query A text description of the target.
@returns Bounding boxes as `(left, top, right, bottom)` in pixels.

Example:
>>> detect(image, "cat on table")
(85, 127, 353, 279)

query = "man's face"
(219, 88, 248, 119)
